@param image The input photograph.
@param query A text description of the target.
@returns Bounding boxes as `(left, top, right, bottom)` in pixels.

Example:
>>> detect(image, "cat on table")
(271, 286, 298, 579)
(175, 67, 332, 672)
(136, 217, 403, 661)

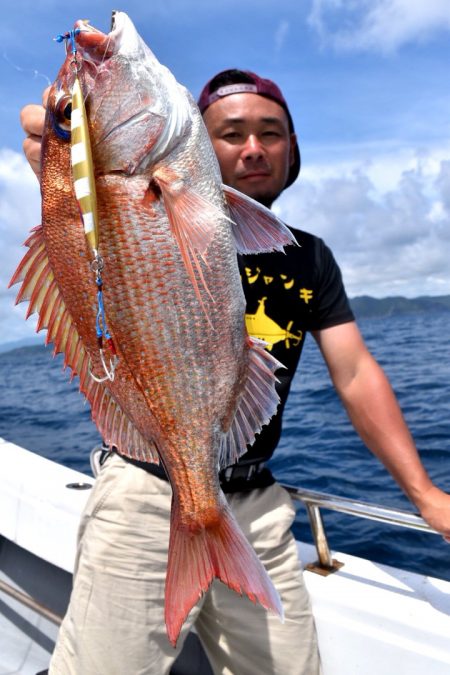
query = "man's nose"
(241, 134, 264, 160)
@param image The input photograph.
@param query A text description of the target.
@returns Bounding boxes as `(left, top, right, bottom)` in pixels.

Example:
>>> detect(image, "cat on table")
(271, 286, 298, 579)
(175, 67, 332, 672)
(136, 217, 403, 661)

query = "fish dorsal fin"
(153, 167, 229, 302)
(9, 225, 159, 464)
(218, 336, 284, 468)
(222, 184, 298, 254)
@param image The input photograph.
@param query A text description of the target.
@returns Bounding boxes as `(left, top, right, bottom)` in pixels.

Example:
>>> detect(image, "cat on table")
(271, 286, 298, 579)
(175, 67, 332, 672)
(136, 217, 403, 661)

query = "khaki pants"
(50, 454, 320, 675)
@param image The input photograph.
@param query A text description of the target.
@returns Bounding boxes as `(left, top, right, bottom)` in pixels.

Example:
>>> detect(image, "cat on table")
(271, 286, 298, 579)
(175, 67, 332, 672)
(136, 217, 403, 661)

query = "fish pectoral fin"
(223, 184, 298, 253)
(165, 497, 283, 648)
(219, 336, 285, 467)
(153, 167, 224, 300)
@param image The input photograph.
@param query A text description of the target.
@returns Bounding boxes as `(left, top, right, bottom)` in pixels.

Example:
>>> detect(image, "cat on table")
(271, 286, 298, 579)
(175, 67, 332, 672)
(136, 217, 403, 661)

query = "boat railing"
(0, 485, 440, 621)
(281, 484, 438, 575)
(0, 576, 63, 625)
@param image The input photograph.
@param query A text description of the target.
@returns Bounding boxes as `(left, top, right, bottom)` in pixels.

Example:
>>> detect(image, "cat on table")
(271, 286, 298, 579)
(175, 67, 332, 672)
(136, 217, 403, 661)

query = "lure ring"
(91, 256, 104, 275)
(70, 57, 82, 74)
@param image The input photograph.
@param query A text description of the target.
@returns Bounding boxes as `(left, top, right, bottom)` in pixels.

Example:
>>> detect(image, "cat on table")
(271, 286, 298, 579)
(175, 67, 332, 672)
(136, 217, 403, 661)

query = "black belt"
(99, 447, 273, 492)
(219, 458, 266, 483)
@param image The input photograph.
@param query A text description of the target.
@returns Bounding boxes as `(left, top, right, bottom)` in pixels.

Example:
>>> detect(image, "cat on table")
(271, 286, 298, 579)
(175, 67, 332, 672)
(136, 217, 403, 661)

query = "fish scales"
(99, 197, 231, 502)
(10, 11, 299, 646)
(96, 161, 242, 459)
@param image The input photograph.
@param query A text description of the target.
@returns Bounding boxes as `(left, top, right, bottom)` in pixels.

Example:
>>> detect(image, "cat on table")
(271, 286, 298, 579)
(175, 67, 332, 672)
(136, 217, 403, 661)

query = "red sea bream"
(10, 12, 297, 645)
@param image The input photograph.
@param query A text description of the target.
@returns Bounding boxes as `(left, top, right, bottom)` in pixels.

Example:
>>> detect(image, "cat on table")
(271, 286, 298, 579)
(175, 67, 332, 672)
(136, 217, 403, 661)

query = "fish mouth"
(109, 9, 126, 36)
(111, 10, 118, 31)
(73, 11, 133, 60)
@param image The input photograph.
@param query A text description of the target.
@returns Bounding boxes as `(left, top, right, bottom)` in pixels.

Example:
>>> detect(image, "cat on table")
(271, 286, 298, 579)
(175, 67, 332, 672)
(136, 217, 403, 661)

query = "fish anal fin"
(219, 336, 285, 467)
(223, 185, 298, 254)
(87, 380, 159, 464)
(165, 497, 283, 647)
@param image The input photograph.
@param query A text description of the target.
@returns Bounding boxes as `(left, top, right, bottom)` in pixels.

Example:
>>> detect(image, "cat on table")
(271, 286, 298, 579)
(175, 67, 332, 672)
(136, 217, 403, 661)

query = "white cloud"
(276, 148, 450, 297)
(308, 0, 450, 53)
(274, 20, 290, 54)
(0, 149, 42, 344)
(1, 144, 449, 349)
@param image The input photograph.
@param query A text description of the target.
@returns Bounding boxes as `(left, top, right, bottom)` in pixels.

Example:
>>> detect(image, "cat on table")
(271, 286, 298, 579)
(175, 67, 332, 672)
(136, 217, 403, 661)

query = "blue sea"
(1, 311, 449, 581)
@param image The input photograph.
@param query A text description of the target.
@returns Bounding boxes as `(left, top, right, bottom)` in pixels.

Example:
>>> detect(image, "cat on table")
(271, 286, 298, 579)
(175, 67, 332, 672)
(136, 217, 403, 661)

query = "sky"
(0, 0, 449, 346)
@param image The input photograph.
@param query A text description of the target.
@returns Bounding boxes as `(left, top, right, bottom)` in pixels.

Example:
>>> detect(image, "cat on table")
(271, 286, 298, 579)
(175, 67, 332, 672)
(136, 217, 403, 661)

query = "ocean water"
(1, 311, 449, 580)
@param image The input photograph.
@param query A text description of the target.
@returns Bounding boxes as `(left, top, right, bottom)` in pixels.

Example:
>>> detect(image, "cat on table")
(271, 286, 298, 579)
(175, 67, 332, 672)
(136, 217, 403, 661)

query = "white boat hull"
(2, 438, 450, 674)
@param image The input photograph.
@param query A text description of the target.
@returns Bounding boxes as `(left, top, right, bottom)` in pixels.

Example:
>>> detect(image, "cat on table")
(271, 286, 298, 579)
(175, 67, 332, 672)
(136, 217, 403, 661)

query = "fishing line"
(84, 30, 114, 108)
(2, 52, 51, 86)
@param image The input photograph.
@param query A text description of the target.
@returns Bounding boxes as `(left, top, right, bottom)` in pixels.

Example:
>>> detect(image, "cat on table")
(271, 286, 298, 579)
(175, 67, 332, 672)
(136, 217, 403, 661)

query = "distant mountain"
(1, 295, 449, 354)
(0, 336, 42, 355)
(350, 295, 450, 319)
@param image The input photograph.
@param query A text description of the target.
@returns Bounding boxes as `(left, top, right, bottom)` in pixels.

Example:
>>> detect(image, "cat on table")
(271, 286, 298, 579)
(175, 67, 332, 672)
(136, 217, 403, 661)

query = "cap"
(198, 69, 301, 188)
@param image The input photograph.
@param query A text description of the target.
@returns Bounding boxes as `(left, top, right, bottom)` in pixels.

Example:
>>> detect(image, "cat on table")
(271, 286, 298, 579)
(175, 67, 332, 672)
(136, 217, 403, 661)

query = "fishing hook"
(89, 350, 119, 383)
(89, 256, 119, 383)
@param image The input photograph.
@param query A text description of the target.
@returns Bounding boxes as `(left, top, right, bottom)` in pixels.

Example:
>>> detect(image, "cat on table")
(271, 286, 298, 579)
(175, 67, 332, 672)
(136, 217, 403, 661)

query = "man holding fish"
(19, 13, 450, 675)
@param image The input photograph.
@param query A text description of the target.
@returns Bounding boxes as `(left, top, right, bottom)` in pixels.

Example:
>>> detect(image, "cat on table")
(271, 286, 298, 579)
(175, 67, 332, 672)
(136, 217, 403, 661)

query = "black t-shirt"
(236, 227, 354, 465)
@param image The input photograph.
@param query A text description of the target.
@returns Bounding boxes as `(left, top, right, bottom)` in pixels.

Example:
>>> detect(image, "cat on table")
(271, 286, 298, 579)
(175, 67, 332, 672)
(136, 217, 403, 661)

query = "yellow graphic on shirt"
(280, 274, 295, 290)
(245, 297, 303, 351)
(244, 266, 297, 291)
(299, 288, 313, 304)
(244, 266, 261, 284)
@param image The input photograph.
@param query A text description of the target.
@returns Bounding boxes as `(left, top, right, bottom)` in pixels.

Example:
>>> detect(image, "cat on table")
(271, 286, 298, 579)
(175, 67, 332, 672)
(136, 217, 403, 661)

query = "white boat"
(1, 436, 450, 675)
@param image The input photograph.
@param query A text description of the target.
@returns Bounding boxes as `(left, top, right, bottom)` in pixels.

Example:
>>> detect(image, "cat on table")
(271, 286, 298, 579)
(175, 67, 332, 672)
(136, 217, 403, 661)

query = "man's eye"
(222, 131, 241, 140)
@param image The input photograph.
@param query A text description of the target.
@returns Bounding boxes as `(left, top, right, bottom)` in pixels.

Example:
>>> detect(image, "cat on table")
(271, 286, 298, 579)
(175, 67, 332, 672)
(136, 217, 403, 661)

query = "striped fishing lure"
(69, 70, 118, 381)
(71, 75, 98, 254)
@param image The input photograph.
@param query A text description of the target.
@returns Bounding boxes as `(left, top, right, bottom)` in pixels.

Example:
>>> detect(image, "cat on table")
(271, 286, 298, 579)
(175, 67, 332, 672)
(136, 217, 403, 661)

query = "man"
(21, 69, 450, 675)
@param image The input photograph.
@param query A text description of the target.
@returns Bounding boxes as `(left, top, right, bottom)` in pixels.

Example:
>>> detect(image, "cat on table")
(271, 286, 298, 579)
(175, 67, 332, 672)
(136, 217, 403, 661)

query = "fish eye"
(62, 102, 72, 120)
(53, 92, 73, 139)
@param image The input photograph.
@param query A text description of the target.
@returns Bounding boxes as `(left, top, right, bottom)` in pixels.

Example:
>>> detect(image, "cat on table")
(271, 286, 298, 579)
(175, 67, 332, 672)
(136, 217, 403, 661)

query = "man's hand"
(415, 485, 450, 542)
(20, 87, 49, 180)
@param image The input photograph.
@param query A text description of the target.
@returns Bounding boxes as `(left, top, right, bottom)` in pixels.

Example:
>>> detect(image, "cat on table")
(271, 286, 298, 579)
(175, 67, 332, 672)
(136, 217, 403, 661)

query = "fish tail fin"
(165, 498, 283, 647)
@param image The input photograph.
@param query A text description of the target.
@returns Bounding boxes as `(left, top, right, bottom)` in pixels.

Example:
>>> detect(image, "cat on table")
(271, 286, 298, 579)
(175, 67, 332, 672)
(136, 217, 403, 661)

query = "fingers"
(20, 103, 46, 180)
(20, 103, 46, 137)
(42, 85, 50, 108)
(22, 135, 42, 179)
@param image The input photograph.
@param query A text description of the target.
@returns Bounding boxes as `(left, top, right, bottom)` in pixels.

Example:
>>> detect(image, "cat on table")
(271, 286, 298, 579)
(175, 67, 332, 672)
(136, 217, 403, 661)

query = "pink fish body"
(10, 12, 298, 645)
